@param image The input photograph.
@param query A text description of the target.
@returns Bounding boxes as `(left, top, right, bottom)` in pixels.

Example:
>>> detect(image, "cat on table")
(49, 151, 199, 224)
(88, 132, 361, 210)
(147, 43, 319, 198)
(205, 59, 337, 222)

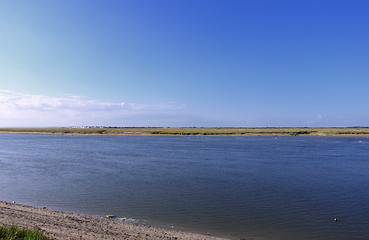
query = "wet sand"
(0, 201, 231, 240)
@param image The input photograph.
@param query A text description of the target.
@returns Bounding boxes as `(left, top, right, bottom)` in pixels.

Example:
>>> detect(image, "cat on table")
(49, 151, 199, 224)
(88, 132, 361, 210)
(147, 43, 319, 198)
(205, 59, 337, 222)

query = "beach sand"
(0, 201, 231, 240)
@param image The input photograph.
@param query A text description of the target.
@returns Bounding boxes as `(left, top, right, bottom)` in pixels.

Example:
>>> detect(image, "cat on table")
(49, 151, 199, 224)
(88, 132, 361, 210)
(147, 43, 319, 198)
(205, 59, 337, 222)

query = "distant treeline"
(1, 127, 369, 136)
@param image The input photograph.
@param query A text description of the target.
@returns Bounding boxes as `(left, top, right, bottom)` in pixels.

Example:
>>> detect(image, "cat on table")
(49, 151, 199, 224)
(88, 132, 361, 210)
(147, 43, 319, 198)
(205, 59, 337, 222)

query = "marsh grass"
(0, 127, 369, 136)
(0, 225, 52, 240)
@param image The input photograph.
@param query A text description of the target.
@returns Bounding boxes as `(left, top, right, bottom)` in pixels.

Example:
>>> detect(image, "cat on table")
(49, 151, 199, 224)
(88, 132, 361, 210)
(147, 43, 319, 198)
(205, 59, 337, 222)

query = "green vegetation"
(0, 225, 52, 240)
(0, 127, 369, 136)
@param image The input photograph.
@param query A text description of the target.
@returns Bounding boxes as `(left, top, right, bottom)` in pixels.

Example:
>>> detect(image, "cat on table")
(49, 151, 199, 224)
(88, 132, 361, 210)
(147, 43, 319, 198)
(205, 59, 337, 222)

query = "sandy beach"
(0, 201, 231, 240)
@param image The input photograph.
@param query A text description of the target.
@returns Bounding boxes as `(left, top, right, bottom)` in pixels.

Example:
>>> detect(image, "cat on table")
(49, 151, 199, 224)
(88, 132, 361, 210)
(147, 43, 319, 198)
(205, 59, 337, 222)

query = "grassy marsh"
(1, 127, 369, 136)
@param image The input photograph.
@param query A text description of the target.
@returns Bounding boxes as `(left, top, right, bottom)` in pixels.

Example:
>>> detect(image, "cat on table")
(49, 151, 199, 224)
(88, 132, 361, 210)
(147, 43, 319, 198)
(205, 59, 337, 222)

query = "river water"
(0, 134, 368, 239)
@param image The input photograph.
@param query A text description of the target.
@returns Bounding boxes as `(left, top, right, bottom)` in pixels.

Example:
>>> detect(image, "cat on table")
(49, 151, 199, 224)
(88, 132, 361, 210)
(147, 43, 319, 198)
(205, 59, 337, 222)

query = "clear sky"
(1, 0, 368, 127)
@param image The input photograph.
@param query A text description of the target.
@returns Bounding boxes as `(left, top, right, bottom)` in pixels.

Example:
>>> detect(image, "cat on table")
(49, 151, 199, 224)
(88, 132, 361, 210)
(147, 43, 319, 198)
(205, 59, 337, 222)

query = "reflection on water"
(1, 134, 369, 239)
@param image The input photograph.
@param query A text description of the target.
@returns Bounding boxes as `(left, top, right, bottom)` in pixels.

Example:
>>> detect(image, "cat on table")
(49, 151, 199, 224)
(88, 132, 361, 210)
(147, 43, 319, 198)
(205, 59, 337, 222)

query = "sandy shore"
(0, 201, 231, 240)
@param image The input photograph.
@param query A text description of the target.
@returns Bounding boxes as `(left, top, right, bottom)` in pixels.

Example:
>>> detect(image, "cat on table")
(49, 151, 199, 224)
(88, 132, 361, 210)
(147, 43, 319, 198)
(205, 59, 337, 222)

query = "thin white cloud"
(0, 90, 125, 111)
(0, 90, 185, 127)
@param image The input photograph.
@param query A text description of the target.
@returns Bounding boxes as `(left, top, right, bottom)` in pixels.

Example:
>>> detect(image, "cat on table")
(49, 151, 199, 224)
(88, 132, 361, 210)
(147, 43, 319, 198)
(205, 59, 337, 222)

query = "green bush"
(0, 225, 52, 240)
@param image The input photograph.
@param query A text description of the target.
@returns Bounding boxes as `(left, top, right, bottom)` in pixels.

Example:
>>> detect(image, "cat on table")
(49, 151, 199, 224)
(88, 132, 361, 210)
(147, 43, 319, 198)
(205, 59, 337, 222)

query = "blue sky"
(1, 0, 368, 127)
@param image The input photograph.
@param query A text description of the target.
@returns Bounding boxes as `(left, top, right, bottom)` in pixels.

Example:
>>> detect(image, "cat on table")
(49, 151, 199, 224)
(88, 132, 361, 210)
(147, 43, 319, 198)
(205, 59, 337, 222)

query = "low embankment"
(1, 127, 369, 136)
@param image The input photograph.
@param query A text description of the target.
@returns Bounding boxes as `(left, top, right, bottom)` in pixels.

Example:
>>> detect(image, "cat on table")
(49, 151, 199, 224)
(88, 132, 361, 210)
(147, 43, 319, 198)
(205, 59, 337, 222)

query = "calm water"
(0, 134, 369, 239)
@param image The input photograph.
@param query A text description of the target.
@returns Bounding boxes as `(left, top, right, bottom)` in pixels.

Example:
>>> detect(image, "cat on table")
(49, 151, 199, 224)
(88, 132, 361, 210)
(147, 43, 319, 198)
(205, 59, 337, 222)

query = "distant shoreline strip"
(1, 127, 369, 137)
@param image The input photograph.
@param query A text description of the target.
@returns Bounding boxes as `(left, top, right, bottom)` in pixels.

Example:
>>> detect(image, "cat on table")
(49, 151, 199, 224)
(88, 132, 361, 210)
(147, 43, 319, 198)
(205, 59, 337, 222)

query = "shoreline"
(1, 131, 369, 137)
(0, 201, 230, 240)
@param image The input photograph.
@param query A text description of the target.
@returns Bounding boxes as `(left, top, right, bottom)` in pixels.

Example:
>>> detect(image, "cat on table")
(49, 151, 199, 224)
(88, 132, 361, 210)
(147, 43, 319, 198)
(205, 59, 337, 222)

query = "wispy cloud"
(0, 90, 186, 127)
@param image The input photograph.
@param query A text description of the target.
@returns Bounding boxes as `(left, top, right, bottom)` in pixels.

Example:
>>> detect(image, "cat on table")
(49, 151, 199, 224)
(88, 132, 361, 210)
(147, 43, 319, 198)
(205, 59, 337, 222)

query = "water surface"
(1, 134, 368, 239)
